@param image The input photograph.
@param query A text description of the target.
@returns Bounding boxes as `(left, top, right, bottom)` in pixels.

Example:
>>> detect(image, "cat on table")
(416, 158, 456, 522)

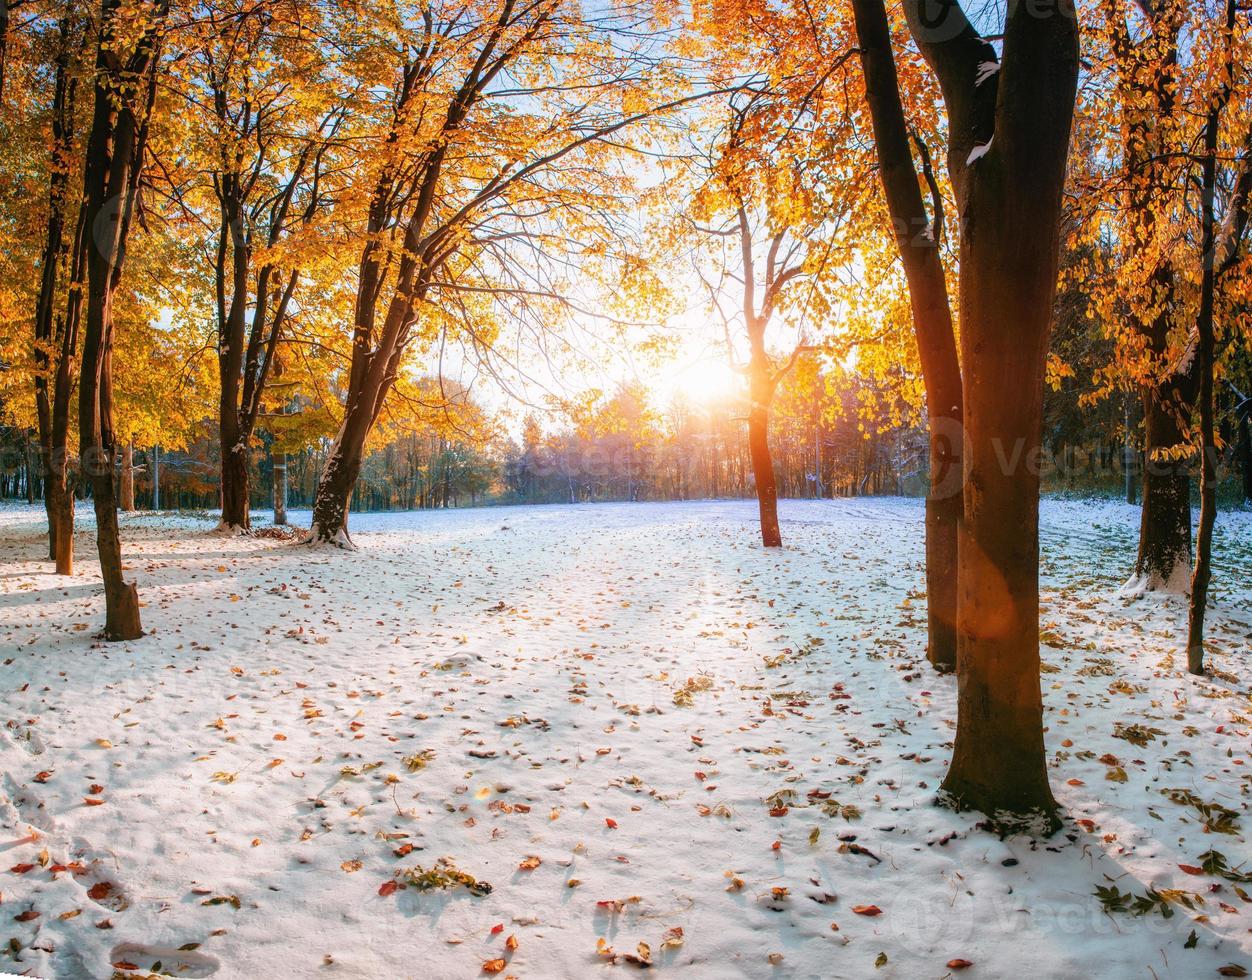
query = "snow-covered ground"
(0, 497, 1250, 980)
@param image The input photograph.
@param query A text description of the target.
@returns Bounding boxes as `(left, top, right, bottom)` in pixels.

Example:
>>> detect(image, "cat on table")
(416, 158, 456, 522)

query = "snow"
(1, 497, 1250, 979)
(967, 138, 993, 165)
(975, 61, 1000, 87)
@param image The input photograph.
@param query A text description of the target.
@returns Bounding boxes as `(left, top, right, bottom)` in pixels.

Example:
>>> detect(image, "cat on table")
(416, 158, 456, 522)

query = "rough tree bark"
(78, 0, 168, 641)
(1187, 0, 1241, 675)
(208, 46, 328, 534)
(853, 0, 963, 672)
(33, 14, 81, 574)
(905, 0, 1079, 828)
(1102, 0, 1196, 591)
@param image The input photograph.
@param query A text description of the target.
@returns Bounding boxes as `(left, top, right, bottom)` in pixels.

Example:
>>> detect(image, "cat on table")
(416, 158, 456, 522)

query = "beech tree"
(179, 0, 342, 532)
(78, 0, 170, 639)
(32, 7, 86, 574)
(891, 0, 1080, 825)
(1187, 0, 1251, 673)
(852, 0, 962, 671)
(671, 86, 853, 547)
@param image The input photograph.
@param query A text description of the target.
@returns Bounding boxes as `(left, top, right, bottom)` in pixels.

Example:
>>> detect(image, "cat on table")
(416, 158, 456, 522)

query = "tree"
(897, 0, 1080, 826)
(78, 0, 170, 640)
(31, 7, 86, 574)
(852, 0, 962, 671)
(178, 0, 341, 532)
(1187, 0, 1251, 674)
(303, 0, 698, 546)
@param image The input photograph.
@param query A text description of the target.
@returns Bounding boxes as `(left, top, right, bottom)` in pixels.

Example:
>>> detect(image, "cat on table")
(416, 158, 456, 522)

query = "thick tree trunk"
(50, 477, 74, 575)
(905, 0, 1077, 830)
(747, 364, 782, 548)
(273, 451, 288, 525)
(219, 430, 251, 531)
(76, 0, 165, 641)
(1134, 386, 1191, 590)
(120, 440, 135, 511)
(308, 418, 371, 547)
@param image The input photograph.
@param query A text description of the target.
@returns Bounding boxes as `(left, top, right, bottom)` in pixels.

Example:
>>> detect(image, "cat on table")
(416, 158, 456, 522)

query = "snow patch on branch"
(975, 61, 1000, 87)
(967, 138, 993, 165)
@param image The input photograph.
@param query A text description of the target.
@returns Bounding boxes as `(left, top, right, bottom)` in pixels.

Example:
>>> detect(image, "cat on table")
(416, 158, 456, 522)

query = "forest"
(0, 0, 1250, 977)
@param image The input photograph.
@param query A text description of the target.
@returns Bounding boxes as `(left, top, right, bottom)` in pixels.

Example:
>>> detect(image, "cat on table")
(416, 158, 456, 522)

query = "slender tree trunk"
(120, 440, 135, 511)
(1124, 396, 1137, 504)
(273, 450, 288, 525)
(1238, 410, 1252, 505)
(151, 444, 160, 509)
(1186, 0, 1233, 675)
(77, 0, 167, 641)
(747, 359, 782, 547)
(854, 0, 963, 672)
(1135, 386, 1192, 590)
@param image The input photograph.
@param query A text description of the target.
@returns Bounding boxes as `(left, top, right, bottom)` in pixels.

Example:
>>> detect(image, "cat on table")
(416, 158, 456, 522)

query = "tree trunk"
(120, 440, 135, 511)
(77, 0, 166, 641)
(1185, 0, 1233, 675)
(1135, 385, 1191, 590)
(853, 0, 963, 673)
(747, 361, 782, 548)
(273, 450, 288, 525)
(219, 425, 251, 531)
(1124, 397, 1137, 505)
(151, 444, 160, 509)
(904, 0, 1078, 830)
(1239, 409, 1252, 505)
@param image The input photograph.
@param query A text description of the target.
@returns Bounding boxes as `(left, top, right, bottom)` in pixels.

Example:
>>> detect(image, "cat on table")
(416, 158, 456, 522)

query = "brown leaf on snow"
(518, 855, 541, 871)
(947, 959, 974, 969)
(852, 905, 883, 916)
(482, 958, 507, 974)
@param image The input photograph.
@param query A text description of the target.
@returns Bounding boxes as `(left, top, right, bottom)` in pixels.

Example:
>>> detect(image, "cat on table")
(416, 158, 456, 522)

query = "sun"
(659, 356, 742, 407)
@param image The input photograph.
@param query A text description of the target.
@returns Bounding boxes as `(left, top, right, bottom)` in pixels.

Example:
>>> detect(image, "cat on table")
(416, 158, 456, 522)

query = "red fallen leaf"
(690, 736, 703, 746)
(769, 807, 789, 817)
(605, 818, 618, 829)
(34, 771, 52, 783)
(1066, 778, 1084, 786)
(10, 863, 35, 874)
(851, 905, 883, 916)
(87, 882, 112, 901)
(1179, 864, 1206, 876)
(394, 843, 414, 858)
(947, 959, 974, 970)
(83, 797, 105, 807)
(112, 962, 139, 971)
(482, 958, 507, 974)
(378, 881, 398, 897)
(1076, 819, 1096, 832)
(490, 923, 504, 935)
(770, 840, 781, 851)
(694, 771, 707, 781)
(14, 909, 40, 922)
